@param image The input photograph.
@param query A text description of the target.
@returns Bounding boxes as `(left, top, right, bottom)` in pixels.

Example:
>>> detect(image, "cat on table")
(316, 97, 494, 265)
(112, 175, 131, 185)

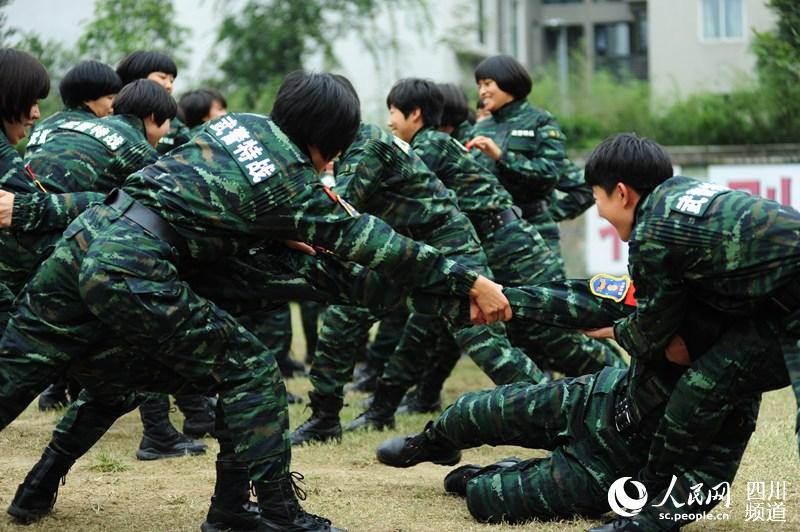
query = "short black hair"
(113, 79, 177, 126)
(178, 88, 227, 128)
(272, 71, 361, 162)
(437, 83, 469, 128)
(386, 78, 443, 128)
(0, 48, 49, 124)
(474, 54, 532, 100)
(584, 133, 674, 196)
(116, 51, 178, 85)
(59, 60, 123, 108)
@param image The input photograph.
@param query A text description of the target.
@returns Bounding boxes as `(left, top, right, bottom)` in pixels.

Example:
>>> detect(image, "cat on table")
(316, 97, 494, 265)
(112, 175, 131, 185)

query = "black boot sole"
(7, 502, 50, 524)
(136, 446, 207, 461)
(201, 520, 257, 532)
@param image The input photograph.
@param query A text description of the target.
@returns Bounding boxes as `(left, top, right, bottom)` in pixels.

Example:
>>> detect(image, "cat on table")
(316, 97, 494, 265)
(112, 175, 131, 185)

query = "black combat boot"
(344, 378, 405, 432)
(201, 460, 260, 532)
(175, 394, 216, 439)
(397, 362, 450, 415)
(136, 395, 207, 460)
(37, 381, 69, 411)
(347, 361, 380, 393)
(255, 473, 345, 531)
(290, 392, 343, 446)
(376, 421, 461, 468)
(443, 457, 522, 496)
(7, 446, 75, 524)
(279, 357, 307, 379)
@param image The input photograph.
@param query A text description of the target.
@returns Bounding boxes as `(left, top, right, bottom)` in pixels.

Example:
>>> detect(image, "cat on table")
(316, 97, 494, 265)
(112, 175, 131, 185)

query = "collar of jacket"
(491, 98, 528, 123)
(115, 114, 148, 140)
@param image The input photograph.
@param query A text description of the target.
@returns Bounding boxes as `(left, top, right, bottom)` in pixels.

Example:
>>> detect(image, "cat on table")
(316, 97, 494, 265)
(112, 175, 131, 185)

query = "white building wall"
(648, 0, 776, 102)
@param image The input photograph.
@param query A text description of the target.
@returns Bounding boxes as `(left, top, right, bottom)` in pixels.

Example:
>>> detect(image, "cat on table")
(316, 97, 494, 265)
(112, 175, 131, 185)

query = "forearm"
(11, 191, 105, 232)
(504, 278, 634, 329)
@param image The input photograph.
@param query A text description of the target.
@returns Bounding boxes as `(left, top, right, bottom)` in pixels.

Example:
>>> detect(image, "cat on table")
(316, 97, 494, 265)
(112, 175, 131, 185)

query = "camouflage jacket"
(469, 99, 567, 205)
(123, 114, 478, 296)
(548, 159, 594, 222)
(410, 127, 514, 218)
(452, 120, 473, 145)
(505, 276, 725, 446)
(334, 124, 463, 236)
(25, 106, 96, 156)
(156, 115, 191, 155)
(0, 134, 101, 234)
(26, 114, 158, 194)
(613, 176, 800, 360)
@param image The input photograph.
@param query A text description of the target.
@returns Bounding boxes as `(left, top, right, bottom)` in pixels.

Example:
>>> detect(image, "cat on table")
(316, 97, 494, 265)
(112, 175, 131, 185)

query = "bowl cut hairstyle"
(59, 60, 123, 107)
(116, 51, 178, 85)
(437, 83, 470, 128)
(584, 133, 674, 197)
(0, 48, 50, 124)
(272, 71, 361, 162)
(179, 88, 227, 128)
(474, 54, 532, 100)
(386, 78, 444, 128)
(113, 79, 177, 126)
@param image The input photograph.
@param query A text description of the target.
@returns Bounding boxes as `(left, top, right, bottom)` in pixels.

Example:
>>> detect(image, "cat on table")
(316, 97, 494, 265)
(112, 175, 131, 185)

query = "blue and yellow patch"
(589, 273, 632, 303)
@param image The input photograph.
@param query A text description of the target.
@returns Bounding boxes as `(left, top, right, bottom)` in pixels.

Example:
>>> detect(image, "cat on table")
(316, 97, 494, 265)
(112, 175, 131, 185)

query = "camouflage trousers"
(640, 315, 793, 495)
(379, 217, 625, 391)
(427, 367, 757, 530)
(310, 213, 544, 397)
(0, 204, 469, 481)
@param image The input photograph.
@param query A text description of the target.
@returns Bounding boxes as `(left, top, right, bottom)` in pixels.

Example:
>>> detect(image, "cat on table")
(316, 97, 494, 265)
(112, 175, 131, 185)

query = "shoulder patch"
(59, 120, 127, 151)
(207, 115, 277, 185)
(393, 136, 411, 154)
(26, 128, 52, 148)
(669, 181, 730, 217)
(589, 273, 632, 303)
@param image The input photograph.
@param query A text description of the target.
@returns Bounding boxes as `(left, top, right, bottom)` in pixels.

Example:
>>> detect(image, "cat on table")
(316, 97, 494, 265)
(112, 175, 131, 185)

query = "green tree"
(77, 0, 190, 67)
(752, 0, 800, 142)
(213, 0, 427, 112)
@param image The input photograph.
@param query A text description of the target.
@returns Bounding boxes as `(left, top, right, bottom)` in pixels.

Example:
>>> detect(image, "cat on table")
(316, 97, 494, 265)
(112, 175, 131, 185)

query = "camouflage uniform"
(25, 114, 159, 194)
(469, 99, 567, 255)
(25, 113, 178, 421)
(0, 113, 480, 482)
(611, 176, 800, 485)
(379, 128, 623, 392)
(422, 279, 768, 530)
(156, 115, 191, 155)
(548, 159, 595, 223)
(309, 124, 543, 401)
(0, 136, 102, 330)
(24, 106, 96, 156)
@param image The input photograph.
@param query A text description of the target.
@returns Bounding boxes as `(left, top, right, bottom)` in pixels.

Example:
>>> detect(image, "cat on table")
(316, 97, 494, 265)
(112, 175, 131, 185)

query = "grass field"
(1, 316, 799, 531)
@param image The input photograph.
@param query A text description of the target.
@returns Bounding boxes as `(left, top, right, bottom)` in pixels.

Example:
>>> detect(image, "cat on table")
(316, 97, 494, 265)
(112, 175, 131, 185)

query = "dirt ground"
(0, 356, 799, 532)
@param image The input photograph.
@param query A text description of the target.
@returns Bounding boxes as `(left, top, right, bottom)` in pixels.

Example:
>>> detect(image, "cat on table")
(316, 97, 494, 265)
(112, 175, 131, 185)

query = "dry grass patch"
(0, 357, 798, 531)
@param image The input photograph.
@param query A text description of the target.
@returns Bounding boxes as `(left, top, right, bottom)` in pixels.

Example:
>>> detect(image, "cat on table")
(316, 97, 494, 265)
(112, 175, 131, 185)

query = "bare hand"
(469, 297, 486, 326)
(466, 135, 502, 161)
(0, 190, 14, 228)
(665, 334, 691, 366)
(469, 275, 511, 324)
(282, 240, 317, 256)
(581, 326, 615, 340)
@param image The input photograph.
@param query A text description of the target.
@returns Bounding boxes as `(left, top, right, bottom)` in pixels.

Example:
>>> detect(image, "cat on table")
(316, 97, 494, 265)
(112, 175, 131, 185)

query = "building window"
(701, 0, 744, 40)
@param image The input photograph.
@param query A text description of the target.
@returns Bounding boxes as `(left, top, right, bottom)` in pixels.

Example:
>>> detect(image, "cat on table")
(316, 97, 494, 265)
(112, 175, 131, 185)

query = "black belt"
(105, 189, 189, 259)
(613, 395, 639, 444)
(473, 206, 522, 238)
(517, 200, 549, 218)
